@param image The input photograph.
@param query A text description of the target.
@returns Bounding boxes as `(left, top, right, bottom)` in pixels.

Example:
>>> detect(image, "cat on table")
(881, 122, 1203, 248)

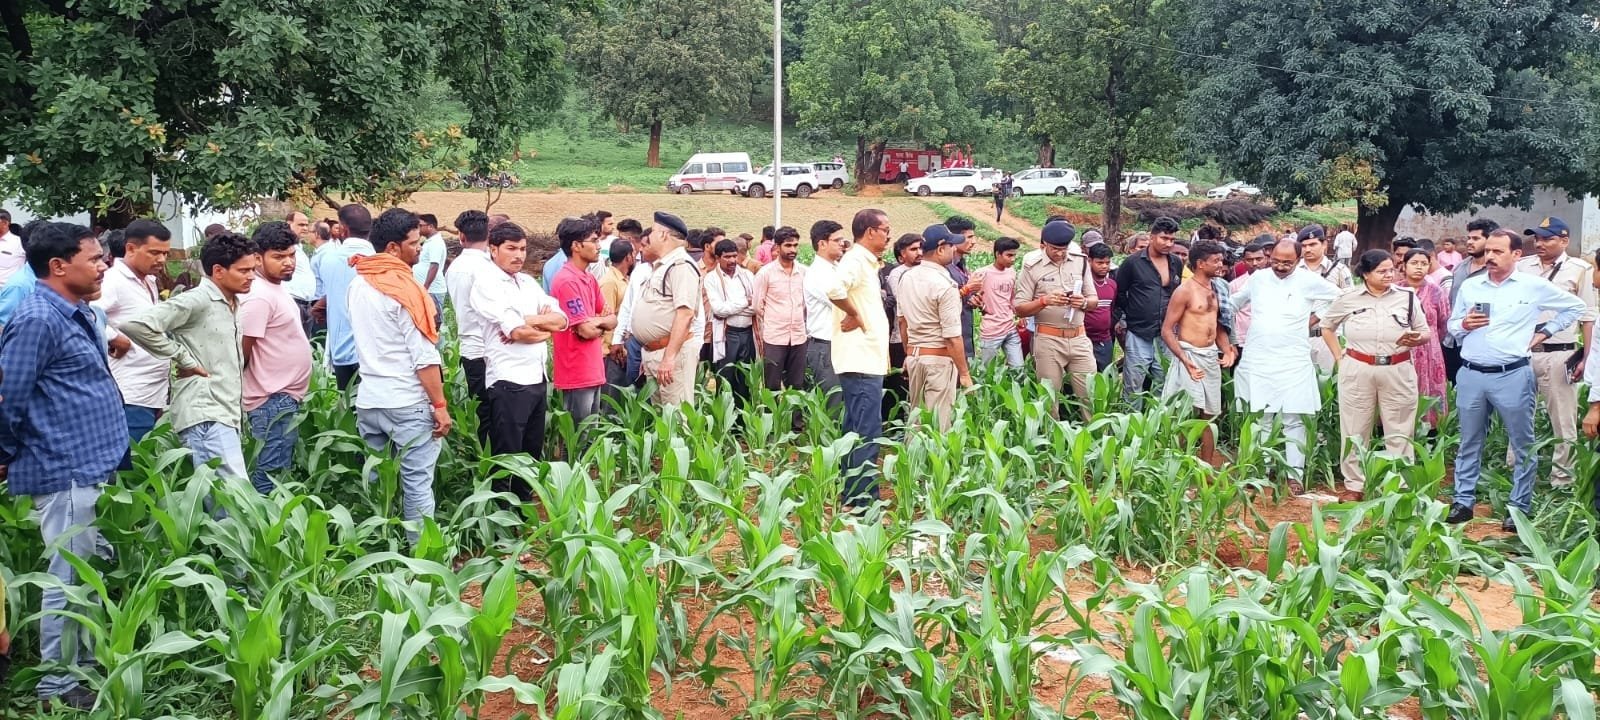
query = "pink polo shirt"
(970, 265, 1018, 341)
(550, 263, 606, 390)
(752, 260, 808, 346)
(238, 279, 312, 411)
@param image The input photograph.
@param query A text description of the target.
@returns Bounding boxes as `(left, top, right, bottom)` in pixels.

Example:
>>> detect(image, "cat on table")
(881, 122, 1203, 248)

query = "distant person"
(414, 213, 449, 327)
(992, 174, 1012, 222)
(1436, 237, 1464, 270)
(203, 223, 227, 240)
(284, 211, 318, 320)
(752, 227, 809, 394)
(1333, 223, 1357, 266)
(943, 216, 980, 358)
(755, 226, 776, 265)
(706, 238, 758, 403)
(0, 209, 22, 284)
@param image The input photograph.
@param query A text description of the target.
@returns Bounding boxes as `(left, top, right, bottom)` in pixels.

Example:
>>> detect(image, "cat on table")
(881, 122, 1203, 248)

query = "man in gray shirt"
(1441, 218, 1496, 382)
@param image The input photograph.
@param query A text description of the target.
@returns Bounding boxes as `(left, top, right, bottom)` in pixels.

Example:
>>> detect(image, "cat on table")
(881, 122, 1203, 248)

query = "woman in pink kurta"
(1400, 249, 1449, 428)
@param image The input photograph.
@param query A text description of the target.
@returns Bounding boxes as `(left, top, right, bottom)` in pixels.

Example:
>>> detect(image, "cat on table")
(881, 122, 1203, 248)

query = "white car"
(1009, 168, 1084, 197)
(737, 164, 820, 199)
(1132, 175, 1190, 198)
(905, 167, 1003, 197)
(809, 161, 849, 189)
(1206, 181, 1262, 200)
(1086, 171, 1153, 198)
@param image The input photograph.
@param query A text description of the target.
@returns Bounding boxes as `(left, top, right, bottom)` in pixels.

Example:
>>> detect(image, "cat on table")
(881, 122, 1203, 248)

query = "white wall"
(1395, 188, 1600, 256)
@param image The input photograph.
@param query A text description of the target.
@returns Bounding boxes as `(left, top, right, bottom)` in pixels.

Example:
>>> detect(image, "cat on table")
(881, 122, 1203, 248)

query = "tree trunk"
(1036, 138, 1055, 168)
(855, 136, 884, 186)
(1102, 149, 1126, 241)
(1355, 199, 1403, 255)
(646, 119, 663, 168)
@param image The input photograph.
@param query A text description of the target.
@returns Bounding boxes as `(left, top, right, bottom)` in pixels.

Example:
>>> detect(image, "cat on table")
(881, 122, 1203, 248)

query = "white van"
(667, 152, 753, 194)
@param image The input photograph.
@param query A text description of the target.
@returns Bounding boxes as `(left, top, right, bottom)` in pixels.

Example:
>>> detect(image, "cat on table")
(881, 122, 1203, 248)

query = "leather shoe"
(1502, 517, 1518, 534)
(44, 686, 97, 712)
(1445, 503, 1474, 524)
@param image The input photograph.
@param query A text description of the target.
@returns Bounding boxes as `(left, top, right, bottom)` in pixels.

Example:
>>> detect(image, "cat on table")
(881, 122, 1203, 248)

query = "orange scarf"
(350, 253, 439, 343)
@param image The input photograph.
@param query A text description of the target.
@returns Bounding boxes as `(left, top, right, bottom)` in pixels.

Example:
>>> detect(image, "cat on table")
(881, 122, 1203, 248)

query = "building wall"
(1395, 188, 1600, 256)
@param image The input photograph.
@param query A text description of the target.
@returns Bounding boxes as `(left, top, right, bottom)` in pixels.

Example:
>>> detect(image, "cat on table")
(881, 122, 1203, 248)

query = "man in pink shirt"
(970, 237, 1023, 369)
(240, 221, 312, 493)
(752, 226, 809, 392)
(1227, 239, 1270, 364)
(550, 217, 617, 426)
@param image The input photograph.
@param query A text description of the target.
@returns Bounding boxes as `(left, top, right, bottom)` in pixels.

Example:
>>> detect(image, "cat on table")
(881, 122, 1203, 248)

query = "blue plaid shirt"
(0, 284, 128, 495)
(1213, 277, 1237, 338)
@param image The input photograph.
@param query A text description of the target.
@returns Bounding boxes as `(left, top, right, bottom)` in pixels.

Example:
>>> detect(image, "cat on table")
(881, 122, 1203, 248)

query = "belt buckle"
(1375, 355, 1391, 366)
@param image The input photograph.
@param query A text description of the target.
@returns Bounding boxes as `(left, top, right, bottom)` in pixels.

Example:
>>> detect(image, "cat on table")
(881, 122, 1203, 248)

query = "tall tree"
(788, 0, 1000, 185)
(1184, 0, 1599, 249)
(569, 0, 768, 168)
(994, 0, 1184, 239)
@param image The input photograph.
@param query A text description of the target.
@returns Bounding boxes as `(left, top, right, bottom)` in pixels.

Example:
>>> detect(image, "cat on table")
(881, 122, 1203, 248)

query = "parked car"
(905, 167, 1003, 197)
(809, 161, 849, 189)
(1131, 176, 1190, 198)
(667, 152, 753, 194)
(1085, 171, 1153, 199)
(1009, 167, 1084, 197)
(737, 164, 821, 199)
(1206, 181, 1262, 200)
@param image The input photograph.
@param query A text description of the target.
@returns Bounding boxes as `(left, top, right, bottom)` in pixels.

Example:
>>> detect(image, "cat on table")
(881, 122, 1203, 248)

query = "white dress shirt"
(284, 245, 317, 301)
(445, 248, 494, 360)
(1449, 271, 1586, 366)
(470, 267, 563, 387)
(705, 265, 755, 363)
(348, 276, 443, 410)
(0, 231, 24, 285)
(613, 261, 653, 346)
(93, 259, 169, 408)
(803, 257, 837, 341)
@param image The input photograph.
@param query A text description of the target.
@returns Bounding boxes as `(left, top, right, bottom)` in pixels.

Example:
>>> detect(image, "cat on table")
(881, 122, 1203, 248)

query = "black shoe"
(44, 686, 98, 712)
(1446, 503, 1474, 524)
(1502, 517, 1518, 534)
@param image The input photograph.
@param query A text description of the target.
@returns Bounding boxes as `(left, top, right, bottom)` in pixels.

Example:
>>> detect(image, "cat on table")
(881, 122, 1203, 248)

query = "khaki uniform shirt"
(1319, 285, 1427, 356)
(1300, 258, 1353, 290)
(1515, 254, 1597, 344)
(897, 263, 962, 348)
(630, 247, 701, 345)
(1015, 249, 1093, 328)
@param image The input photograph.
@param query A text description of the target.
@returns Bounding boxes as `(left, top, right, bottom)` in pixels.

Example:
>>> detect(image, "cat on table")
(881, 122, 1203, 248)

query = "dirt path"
(938, 196, 1046, 245)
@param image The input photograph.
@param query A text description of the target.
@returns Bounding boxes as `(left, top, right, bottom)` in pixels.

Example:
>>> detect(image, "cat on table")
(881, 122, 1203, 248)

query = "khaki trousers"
(1505, 350, 1579, 484)
(906, 354, 957, 430)
(642, 342, 700, 408)
(1033, 332, 1097, 418)
(1336, 359, 1418, 491)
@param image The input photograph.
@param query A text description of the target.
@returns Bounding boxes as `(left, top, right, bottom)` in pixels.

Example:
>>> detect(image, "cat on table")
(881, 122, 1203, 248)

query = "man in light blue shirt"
(1447, 229, 1585, 530)
(0, 263, 37, 328)
(312, 205, 374, 390)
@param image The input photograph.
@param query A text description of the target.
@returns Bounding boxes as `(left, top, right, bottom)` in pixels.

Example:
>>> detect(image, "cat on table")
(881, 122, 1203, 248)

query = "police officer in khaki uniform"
(1513, 216, 1596, 487)
(895, 226, 973, 430)
(630, 211, 703, 407)
(1014, 221, 1097, 418)
(1319, 250, 1431, 499)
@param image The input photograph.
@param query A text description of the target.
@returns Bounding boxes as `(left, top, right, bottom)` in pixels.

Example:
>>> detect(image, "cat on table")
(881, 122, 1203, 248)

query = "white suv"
(906, 167, 1003, 197)
(1010, 168, 1084, 197)
(809, 161, 849, 189)
(737, 164, 821, 199)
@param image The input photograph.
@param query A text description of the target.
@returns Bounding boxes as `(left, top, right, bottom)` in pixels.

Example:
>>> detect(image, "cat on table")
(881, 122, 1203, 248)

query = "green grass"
(1007, 194, 1358, 234)
(925, 201, 1005, 242)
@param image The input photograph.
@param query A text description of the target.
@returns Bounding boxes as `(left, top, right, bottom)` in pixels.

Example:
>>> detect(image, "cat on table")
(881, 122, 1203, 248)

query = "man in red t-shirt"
(550, 217, 617, 426)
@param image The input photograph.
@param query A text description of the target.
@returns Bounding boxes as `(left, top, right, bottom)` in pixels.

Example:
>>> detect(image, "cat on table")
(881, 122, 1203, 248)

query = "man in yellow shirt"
(827, 208, 892, 509)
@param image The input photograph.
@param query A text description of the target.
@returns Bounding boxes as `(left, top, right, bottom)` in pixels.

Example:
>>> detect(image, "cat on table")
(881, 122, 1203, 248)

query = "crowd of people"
(0, 200, 1598, 707)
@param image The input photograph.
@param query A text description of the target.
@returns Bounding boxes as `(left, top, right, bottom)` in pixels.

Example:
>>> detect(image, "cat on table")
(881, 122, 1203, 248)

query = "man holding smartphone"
(1513, 217, 1596, 489)
(1448, 228, 1585, 532)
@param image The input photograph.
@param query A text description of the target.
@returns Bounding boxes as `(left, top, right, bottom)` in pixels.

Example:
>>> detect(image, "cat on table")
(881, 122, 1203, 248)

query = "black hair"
(1391, 237, 1418, 251)
(616, 218, 642, 235)
(489, 222, 526, 247)
(1417, 238, 1435, 251)
(201, 232, 257, 276)
(812, 219, 845, 249)
(455, 210, 489, 244)
(1487, 228, 1522, 247)
(338, 204, 373, 237)
(944, 216, 976, 235)
(704, 226, 726, 242)
(893, 233, 921, 259)
(762, 226, 775, 242)
(557, 216, 596, 255)
(609, 240, 634, 265)
(102, 230, 125, 259)
(1150, 216, 1180, 235)
(1353, 249, 1394, 277)
(1403, 248, 1433, 267)
(595, 210, 613, 223)
(1046, 214, 1068, 225)
(1251, 232, 1276, 246)
(850, 209, 886, 240)
(418, 213, 438, 227)
(252, 221, 299, 254)
(713, 239, 739, 257)
(686, 229, 705, 250)
(1088, 242, 1114, 260)
(26, 222, 97, 276)
(0, 209, 10, 223)
(994, 237, 1021, 254)
(1195, 225, 1222, 241)
(1466, 218, 1500, 236)
(125, 218, 171, 244)
(1190, 240, 1226, 269)
(370, 208, 419, 251)
(774, 226, 800, 244)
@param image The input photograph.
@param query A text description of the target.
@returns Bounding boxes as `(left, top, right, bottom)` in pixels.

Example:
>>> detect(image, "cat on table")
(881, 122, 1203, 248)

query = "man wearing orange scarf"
(347, 208, 452, 544)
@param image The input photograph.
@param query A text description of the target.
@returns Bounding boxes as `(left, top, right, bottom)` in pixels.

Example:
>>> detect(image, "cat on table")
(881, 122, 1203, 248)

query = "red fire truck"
(877, 143, 974, 183)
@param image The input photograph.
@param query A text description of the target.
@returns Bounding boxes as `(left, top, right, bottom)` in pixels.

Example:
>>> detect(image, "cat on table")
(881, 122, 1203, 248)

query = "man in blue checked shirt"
(0, 222, 128, 711)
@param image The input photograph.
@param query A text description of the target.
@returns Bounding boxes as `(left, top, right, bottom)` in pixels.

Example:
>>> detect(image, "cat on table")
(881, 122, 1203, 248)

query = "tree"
(788, 0, 1000, 185)
(994, 0, 1185, 239)
(0, 0, 576, 224)
(1183, 0, 1599, 250)
(569, 0, 768, 168)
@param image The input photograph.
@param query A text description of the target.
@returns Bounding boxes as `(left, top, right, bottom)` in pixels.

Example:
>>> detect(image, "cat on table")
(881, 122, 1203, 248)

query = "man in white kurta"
(1231, 239, 1340, 488)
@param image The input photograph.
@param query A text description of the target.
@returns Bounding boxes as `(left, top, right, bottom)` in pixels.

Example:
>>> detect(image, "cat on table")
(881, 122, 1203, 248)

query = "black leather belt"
(1461, 357, 1530, 374)
(1533, 342, 1577, 353)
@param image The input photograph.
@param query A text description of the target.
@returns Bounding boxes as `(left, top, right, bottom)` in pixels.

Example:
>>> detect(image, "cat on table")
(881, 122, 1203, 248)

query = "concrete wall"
(1395, 187, 1600, 256)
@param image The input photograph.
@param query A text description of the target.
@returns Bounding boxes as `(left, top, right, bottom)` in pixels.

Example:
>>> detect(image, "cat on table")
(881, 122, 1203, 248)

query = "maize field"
(1, 349, 1598, 720)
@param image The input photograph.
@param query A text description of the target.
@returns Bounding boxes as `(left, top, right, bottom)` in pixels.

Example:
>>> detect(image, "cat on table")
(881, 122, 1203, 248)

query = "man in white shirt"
(1333, 223, 1357, 266)
(444, 210, 494, 442)
(0, 209, 22, 285)
(803, 220, 848, 405)
(705, 237, 757, 402)
(283, 211, 318, 317)
(1448, 228, 1585, 532)
(470, 222, 570, 497)
(1231, 238, 1340, 494)
(612, 241, 653, 387)
(93, 218, 171, 442)
(414, 213, 449, 327)
(347, 208, 452, 543)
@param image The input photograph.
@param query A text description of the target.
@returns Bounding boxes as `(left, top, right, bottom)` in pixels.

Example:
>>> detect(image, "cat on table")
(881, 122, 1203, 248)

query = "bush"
(1202, 199, 1278, 227)
(1124, 198, 1207, 224)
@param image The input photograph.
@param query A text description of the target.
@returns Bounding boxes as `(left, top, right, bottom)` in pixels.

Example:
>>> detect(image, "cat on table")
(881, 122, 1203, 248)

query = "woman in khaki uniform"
(1320, 249, 1432, 499)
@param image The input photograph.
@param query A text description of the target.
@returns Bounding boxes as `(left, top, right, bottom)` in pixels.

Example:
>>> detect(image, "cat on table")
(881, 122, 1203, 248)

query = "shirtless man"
(1160, 240, 1237, 466)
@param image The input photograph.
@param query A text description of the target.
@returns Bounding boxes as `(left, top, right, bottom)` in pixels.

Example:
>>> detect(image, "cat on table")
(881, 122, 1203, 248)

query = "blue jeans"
(179, 421, 247, 481)
(247, 393, 301, 494)
(33, 481, 111, 699)
(839, 373, 884, 506)
(625, 336, 644, 386)
(124, 405, 158, 443)
(356, 403, 442, 544)
(563, 385, 602, 426)
(1092, 339, 1115, 372)
(979, 331, 1024, 369)
(1455, 364, 1537, 513)
(1121, 332, 1167, 400)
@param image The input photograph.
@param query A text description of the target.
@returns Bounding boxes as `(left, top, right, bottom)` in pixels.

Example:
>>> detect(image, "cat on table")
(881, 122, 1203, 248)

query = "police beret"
(653, 211, 688, 239)
(1041, 221, 1077, 247)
